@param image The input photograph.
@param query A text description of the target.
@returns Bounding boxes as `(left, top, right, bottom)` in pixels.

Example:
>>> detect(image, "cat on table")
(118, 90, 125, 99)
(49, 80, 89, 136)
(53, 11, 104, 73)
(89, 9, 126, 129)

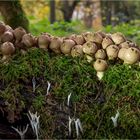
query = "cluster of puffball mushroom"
(0, 21, 140, 80)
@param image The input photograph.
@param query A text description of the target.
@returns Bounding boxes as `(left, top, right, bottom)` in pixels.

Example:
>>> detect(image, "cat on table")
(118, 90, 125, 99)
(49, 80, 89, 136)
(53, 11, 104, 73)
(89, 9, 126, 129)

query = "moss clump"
(0, 49, 140, 139)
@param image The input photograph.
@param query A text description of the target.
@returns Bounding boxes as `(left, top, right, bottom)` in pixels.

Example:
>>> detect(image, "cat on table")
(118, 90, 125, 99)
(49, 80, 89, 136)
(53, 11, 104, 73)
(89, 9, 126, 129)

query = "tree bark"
(61, 0, 79, 22)
(50, 0, 56, 24)
(0, 0, 29, 31)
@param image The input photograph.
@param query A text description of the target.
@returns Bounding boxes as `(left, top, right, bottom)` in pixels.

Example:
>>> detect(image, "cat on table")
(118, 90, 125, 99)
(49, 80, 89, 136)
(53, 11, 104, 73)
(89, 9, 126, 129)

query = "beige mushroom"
(123, 47, 140, 64)
(95, 49, 106, 59)
(49, 37, 63, 54)
(92, 32, 103, 44)
(118, 47, 129, 61)
(93, 59, 108, 80)
(102, 36, 114, 49)
(83, 41, 98, 56)
(85, 54, 94, 63)
(60, 39, 75, 55)
(13, 27, 26, 42)
(106, 45, 119, 60)
(73, 35, 85, 45)
(71, 45, 83, 57)
(111, 32, 126, 45)
(22, 33, 35, 47)
(82, 32, 93, 42)
(1, 31, 14, 43)
(38, 34, 50, 49)
(1, 42, 15, 61)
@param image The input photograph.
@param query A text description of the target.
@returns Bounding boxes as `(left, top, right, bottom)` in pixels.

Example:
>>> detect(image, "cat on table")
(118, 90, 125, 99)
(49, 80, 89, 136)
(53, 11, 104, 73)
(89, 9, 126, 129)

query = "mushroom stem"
(97, 71, 104, 80)
(1, 55, 10, 61)
(86, 55, 93, 63)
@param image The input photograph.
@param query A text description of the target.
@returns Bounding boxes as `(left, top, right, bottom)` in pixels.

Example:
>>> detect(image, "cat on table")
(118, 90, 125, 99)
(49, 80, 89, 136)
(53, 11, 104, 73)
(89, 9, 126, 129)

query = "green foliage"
(30, 18, 84, 36)
(1, 48, 140, 139)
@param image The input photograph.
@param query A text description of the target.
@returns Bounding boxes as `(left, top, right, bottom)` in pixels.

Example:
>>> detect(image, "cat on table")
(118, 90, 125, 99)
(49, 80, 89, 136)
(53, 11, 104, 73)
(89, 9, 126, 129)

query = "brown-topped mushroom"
(0, 42, 15, 61)
(22, 33, 35, 48)
(124, 47, 140, 64)
(49, 37, 63, 54)
(60, 39, 75, 55)
(73, 34, 85, 45)
(102, 36, 114, 49)
(13, 27, 26, 42)
(71, 45, 83, 57)
(83, 41, 98, 56)
(118, 47, 129, 61)
(1, 31, 14, 43)
(95, 49, 106, 59)
(106, 45, 119, 60)
(111, 32, 126, 45)
(38, 34, 50, 50)
(93, 59, 108, 80)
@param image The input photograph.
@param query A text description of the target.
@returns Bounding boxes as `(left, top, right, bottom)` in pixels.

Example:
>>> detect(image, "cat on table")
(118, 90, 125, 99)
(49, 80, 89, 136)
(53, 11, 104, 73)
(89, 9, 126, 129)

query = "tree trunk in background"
(50, 0, 56, 24)
(61, 0, 79, 22)
(83, 0, 102, 30)
(0, 0, 29, 31)
(106, 1, 111, 25)
(91, 0, 102, 30)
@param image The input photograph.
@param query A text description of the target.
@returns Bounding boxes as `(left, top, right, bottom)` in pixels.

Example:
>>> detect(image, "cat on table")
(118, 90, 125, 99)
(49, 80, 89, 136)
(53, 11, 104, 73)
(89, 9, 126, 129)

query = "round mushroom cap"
(73, 35, 85, 45)
(60, 39, 75, 55)
(118, 47, 128, 60)
(102, 36, 114, 49)
(93, 59, 108, 72)
(49, 37, 63, 54)
(106, 45, 119, 60)
(22, 33, 35, 47)
(95, 49, 106, 59)
(38, 34, 50, 49)
(124, 47, 140, 64)
(1, 42, 15, 55)
(92, 32, 103, 44)
(111, 32, 126, 45)
(71, 45, 83, 57)
(83, 41, 98, 55)
(13, 27, 26, 42)
(1, 31, 14, 42)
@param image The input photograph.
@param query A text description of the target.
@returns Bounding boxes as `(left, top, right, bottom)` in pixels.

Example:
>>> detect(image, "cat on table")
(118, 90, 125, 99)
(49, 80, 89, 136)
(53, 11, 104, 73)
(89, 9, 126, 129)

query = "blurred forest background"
(0, 0, 140, 43)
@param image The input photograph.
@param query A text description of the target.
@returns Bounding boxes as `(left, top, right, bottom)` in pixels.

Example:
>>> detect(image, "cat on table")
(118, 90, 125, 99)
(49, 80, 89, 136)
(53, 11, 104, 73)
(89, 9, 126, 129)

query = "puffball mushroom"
(38, 34, 50, 49)
(102, 36, 114, 49)
(1, 42, 15, 61)
(106, 45, 119, 60)
(118, 47, 129, 61)
(73, 35, 85, 45)
(60, 39, 75, 55)
(111, 32, 126, 45)
(95, 49, 106, 59)
(82, 32, 93, 42)
(83, 41, 98, 56)
(49, 37, 63, 54)
(123, 47, 140, 64)
(93, 59, 108, 80)
(22, 33, 35, 48)
(71, 45, 83, 57)
(92, 32, 103, 44)
(0, 22, 6, 36)
(119, 41, 131, 49)
(13, 27, 26, 42)
(1, 31, 14, 43)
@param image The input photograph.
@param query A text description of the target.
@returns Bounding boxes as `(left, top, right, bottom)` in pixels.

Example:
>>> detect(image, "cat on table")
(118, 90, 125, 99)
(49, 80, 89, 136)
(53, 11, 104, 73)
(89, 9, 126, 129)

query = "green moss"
(0, 49, 140, 139)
